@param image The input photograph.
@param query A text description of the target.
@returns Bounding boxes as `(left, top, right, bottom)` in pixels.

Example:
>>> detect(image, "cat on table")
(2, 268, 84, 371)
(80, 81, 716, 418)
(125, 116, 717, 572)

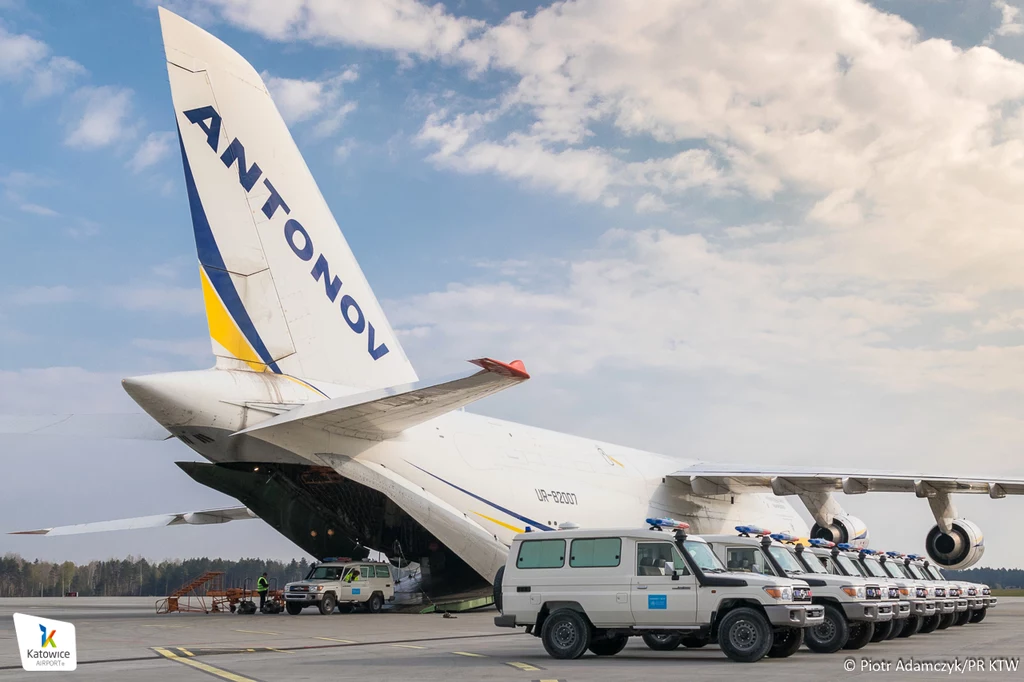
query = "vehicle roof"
(700, 533, 784, 546)
(511, 528, 709, 543)
(313, 560, 388, 567)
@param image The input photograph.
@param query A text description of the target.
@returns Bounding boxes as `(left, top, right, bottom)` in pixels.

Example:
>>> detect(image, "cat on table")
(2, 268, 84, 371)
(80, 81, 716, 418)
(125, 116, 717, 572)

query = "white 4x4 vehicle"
(495, 520, 823, 663)
(284, 560, 395, 615)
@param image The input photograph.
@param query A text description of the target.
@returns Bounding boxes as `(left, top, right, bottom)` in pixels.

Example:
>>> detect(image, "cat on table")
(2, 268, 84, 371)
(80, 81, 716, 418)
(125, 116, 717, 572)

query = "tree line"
(944, 567, 1024, 588)
(0, 554, 315, 597)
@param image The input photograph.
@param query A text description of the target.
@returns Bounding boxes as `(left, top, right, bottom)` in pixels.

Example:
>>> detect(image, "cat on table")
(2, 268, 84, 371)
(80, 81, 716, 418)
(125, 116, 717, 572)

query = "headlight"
(841, 585, 866, 599)
(916, 587, 928, 599)
(983, 587, 991, 596)
(314, 585, 324, 592)
(899, 587, 910, 597)
(935, 587, 946, 597)
(763, 586, 792, 600)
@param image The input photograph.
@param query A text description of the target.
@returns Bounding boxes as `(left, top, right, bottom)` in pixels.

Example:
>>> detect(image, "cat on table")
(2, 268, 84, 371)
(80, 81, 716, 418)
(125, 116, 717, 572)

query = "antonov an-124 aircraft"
(5, 8, 1024, 590)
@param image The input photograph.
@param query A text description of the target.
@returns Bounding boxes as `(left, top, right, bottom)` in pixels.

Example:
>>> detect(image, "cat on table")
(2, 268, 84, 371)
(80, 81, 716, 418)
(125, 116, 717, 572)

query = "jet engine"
(810, 514, 869, 548)
(925, 519, 985, 569)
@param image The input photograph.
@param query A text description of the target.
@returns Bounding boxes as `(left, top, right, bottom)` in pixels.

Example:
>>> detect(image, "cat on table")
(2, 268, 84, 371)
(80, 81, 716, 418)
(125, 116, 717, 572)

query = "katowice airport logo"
(13, 613, 77, 671)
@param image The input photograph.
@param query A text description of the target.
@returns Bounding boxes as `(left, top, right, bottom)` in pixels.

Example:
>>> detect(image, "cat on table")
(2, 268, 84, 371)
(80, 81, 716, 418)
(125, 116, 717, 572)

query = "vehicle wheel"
(318, 594, 337, 615)
(954, 610, 971, 626)
(804, 604, 849, 654)
(970, 608, 987, 624)
(493, 566, 504, 613)
(541, 609, 591, 660)
(680, 636, 708, 649)
(898, 615, 921, 638)
(717, 607, 773, 663)
(919, 614, 940, 633)
(843, 622, 874, 650)
(641, 633, 682, 651)
(588, 632, 628, 656)
(871, 619, 894, 642)
(937, 613, 955, 629)
(886, 618, 904, 640)
(367, 593, 384, 614)
(767, 627, 802, 658)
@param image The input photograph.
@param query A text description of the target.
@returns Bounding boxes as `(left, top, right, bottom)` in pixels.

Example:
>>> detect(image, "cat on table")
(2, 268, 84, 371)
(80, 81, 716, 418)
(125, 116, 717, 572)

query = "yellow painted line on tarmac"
(266, 647, 295, 654)
(153, 647, 258, 682)
(452, 651, 487, 657)
(233, 629, 280, 635)
(506, 661, 542, 671)
(315, 637, 357, 644)
(177, 647, 195, 657)
(390, 644, 426, 649)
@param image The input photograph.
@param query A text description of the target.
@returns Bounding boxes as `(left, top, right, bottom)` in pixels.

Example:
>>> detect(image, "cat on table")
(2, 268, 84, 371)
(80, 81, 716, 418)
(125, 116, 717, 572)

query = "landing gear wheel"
(937, 613, 955, 629)
(898, 615, 921, 638)
(870, 619, 894, 642)
(587, 632, 628, 656)
(367, 593, 384, 614)
(970, 608, 987, 624)
(680, 636, 708, 648)
(318, 594, 337, 615)
(843, 622, 874, 650)
(286, 602, 303, 615)
(541, 609, 591, 660)
(804, 604, 849, 654)
(641, 633, 682, 651)
(919, 614, 940, 633)
(886, 618, 904, 640)
(767, 627, 802, 658)
(717, 607, 773, 663)
(954, 609, 971, 626)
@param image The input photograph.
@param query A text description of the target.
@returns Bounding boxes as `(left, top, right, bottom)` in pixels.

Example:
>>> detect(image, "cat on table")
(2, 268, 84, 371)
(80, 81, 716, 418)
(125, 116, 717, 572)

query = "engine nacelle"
(811, 514, 869, 548)
(925, 519, 985, 569)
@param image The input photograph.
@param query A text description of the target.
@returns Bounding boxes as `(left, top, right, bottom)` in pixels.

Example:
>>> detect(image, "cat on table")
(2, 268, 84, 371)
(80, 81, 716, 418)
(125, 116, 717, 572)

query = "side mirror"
(665, 562, 679, 580)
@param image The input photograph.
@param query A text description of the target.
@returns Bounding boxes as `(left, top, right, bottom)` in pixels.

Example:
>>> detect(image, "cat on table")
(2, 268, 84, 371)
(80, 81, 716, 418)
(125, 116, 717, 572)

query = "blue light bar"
(861, 549, 878, 555)
(808, 538, 835, 548)
(770, 532, 795, 542)
(646, 517, 690, 530)
(735, 525, 771, 536)
(836, 543, 854, 550)
(885, 551, 902, 558)
(907, 554, 921, 560)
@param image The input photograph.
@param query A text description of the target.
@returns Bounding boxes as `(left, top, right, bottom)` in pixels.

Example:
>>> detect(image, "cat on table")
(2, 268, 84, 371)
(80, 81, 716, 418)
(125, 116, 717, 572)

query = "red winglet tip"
(469, 357, 530, 379)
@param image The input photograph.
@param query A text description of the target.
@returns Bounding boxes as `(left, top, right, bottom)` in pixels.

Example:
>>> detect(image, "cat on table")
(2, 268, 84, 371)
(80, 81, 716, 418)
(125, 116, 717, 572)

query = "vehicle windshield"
(797, 551, 829, 574)
(768, 546, 805, 574)
(907, 563, 928, 580)
(835, 554, 864, 577)
(880, 561, 904, 579)
(860, 557, 888, 579)
(306, 565, 343, 581)
(685, 540, 727, 572)
(925, 565, 945, 581)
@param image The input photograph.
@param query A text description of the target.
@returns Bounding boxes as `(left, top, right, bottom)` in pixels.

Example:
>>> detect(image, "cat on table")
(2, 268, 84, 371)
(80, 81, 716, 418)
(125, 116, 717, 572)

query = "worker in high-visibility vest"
(257, 572, 269, 612)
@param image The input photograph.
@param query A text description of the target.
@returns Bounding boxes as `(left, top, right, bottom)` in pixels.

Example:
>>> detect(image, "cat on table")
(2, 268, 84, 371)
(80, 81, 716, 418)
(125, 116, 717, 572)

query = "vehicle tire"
(919, 614, 940, 633)
(898, 615, 921, 638)
(937, 613, 955, 629)
(641, 633, 682, 651)
(318, 594, 337, 615)
(717, 607, 773, 663)
(588, 632, 629, 656)
(843, 622, 874, 650)
(767, 627, 802, 658)
(954, 609, 971, 626)
(680, 636, 708, 649)
(367, 593, 384, 614)
(541, 608, 591, 660)
(886, 618, 904, 640)
(970, 608, 987, 624)
(804, 603, 849, 654)
(870, 619, 894, 642)
(493, 566, 504, 613)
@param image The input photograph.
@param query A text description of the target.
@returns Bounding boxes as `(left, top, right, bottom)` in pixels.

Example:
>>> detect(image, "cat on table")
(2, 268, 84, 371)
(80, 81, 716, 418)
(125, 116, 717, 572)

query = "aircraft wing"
(669, 464, 1024, 497)
(9, 506, 256, 536)
(234, 357, 530, 441)
(0, 413, 170, 440)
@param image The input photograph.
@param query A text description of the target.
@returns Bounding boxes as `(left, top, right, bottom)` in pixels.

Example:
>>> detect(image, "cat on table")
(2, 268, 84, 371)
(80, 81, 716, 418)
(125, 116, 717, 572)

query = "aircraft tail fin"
(159, 8, 417, 389)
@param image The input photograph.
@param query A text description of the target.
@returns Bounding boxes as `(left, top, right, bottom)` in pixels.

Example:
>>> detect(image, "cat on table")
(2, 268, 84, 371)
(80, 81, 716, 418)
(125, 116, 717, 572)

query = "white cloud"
(264, 70, 358, 137)
(19, 203, 59, 217)
(128, 132, 174, 172)
(65, 86, 135, 150)
(4, 283, 202, 315)
(0, 26, 85, 97)
(992, 0, 1024, 38)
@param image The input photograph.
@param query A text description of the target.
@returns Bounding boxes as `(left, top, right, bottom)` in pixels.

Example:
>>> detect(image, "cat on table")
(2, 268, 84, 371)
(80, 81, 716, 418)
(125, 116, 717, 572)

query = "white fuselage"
(123, 368, 808, 582)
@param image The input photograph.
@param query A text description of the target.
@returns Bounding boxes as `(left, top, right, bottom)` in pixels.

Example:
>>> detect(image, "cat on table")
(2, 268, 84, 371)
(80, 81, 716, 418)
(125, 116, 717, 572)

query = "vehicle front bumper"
(954, 599, 969, 613)
(841, 601, 893, 622)
(284, 593, 323, 603)
(893, 601, 911, 619)
(910, 599, 936, 617)
(764, 604, 824, 628)
(987, 597, 998, 608)
(936, 599, 956, 614)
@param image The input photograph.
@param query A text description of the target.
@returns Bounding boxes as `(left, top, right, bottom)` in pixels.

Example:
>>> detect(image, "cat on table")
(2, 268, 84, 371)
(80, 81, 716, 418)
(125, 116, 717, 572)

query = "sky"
(3, 0, 1024, 568)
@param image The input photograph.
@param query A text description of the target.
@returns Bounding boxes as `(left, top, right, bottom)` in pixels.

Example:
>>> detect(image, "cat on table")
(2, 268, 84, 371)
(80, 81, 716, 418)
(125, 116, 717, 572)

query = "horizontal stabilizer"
(10, 506, 255, 536)
(235, 358, 530, 441)
(0, 413, 170, 440)
(671, 464, 1024, 497)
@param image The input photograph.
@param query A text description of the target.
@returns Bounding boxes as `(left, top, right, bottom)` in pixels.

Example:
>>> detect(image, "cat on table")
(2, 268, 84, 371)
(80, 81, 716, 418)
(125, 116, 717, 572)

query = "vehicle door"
(630, 541, 698, 625)
(719, 545, 778, 576)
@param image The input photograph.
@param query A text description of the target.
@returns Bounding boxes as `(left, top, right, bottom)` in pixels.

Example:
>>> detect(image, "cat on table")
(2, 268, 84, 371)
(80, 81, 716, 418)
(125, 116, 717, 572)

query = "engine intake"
(925, 519, 984, 569)
(810, 514, 868, 548)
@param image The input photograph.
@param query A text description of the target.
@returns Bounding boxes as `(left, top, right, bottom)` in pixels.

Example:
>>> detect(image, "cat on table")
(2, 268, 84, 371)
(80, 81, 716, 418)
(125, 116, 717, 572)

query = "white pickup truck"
(494, 519, 823, 663)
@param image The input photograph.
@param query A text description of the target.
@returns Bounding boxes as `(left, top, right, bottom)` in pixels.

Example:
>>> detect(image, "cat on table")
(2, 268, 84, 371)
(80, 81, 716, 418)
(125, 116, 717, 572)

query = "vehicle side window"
(362, 565, 374, 579)
(570, 538, 621, 568)
(725, 547, 776, 575)
(636, 542, 690, 576)
(375, 565, 391, 579)
(516, 539, 566, 569)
